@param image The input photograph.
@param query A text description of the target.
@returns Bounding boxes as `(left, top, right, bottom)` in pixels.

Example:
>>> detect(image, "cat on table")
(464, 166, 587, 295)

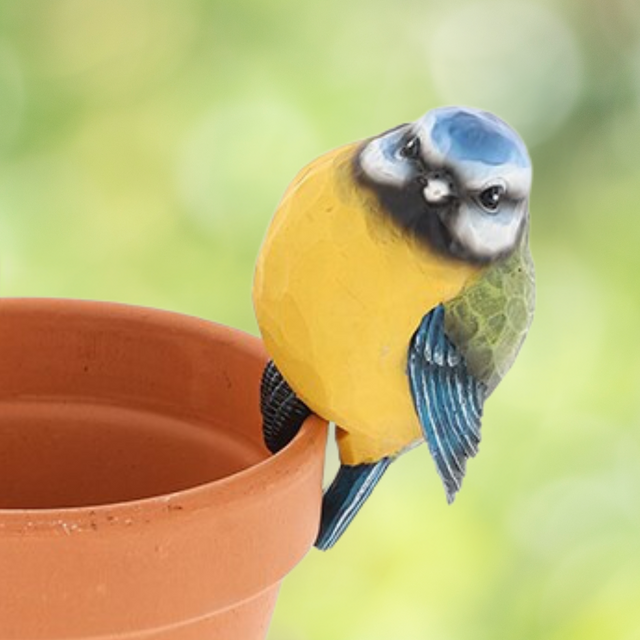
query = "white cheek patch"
(450, 202, 526, 259)
(359, 129, 413, 187)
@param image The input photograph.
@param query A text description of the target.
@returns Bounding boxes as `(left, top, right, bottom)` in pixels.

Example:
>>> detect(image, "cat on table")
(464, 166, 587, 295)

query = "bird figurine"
(253, 106, 535, 550)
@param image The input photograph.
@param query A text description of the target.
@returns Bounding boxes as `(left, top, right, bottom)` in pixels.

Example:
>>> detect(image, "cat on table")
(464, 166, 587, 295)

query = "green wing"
(407, 241, 535, 503)
(444, 241, 535, 394)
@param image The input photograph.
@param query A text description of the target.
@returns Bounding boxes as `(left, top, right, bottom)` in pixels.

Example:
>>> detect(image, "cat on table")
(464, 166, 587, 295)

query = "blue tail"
(315, 458, 391, 551)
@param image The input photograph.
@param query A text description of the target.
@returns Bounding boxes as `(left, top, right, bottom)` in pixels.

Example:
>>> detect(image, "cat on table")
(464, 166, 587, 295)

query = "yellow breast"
(253, 142, 481, 464)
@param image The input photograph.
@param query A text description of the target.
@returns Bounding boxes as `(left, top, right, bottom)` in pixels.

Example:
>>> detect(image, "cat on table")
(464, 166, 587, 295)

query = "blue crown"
(430, 107, 530, 169)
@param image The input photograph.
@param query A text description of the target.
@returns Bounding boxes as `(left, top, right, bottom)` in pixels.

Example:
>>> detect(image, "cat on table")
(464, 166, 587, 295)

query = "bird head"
(355, 106, 532, 263)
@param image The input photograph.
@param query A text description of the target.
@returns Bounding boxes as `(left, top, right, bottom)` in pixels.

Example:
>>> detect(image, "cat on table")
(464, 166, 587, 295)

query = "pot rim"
(0, 297, 326, 534)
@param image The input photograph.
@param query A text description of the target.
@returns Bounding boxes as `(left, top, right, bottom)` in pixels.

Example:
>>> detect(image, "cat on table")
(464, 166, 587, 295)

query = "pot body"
(0, 299, 327, 640)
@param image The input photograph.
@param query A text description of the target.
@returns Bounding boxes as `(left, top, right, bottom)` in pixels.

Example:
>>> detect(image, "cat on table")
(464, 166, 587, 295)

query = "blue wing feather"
(444, 374, 478, 458)
(408, 305, 487, 503)
(315, 458, 391, 551)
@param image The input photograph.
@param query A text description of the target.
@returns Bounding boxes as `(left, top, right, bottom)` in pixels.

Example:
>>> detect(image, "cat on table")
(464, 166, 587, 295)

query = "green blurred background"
(1, 1, 640, 638)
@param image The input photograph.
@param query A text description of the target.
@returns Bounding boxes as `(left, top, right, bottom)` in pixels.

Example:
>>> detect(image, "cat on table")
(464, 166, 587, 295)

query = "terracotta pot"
(0, 299, 327, 640)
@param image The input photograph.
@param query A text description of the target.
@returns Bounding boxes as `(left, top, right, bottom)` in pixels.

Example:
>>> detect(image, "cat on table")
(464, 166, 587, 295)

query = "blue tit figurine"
(253, 106, 535, 550)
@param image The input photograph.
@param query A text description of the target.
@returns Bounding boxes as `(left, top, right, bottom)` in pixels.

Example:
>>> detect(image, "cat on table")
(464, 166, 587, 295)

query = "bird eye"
(478, 185, 505, 212)
(399, 136, 421, 159)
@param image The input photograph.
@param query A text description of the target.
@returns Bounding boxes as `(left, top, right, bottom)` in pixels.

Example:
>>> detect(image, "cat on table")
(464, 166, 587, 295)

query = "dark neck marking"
(352, 149, 492, 265)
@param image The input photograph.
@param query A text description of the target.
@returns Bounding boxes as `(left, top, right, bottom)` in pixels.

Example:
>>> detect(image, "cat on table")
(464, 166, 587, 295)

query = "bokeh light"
(428, 2, 584, 143)
(177, 96, 319, 242)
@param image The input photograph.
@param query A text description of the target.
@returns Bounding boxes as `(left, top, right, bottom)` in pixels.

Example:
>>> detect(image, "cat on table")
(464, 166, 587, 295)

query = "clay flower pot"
(0, 299, 327, 640)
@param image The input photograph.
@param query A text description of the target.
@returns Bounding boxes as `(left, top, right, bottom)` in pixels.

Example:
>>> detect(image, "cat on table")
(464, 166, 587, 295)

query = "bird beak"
(422, 174, 454, 205)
